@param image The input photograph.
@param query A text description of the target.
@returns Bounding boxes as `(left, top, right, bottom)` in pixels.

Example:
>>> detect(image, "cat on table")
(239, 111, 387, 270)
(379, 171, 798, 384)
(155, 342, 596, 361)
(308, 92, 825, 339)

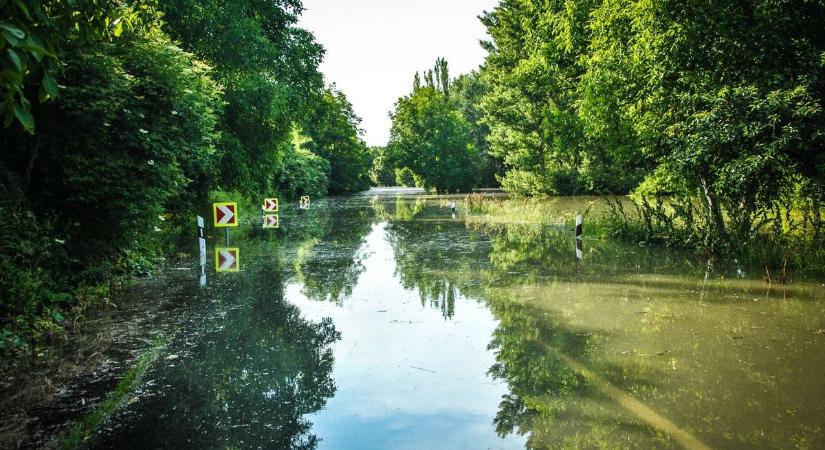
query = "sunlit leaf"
(0, 22, 25, 39)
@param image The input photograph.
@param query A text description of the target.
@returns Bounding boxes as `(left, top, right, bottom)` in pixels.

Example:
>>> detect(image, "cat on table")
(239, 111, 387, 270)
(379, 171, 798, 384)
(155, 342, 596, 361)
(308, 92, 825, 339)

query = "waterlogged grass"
(60, 334, 170, 449)
(458, 193, 825, 276)
(458, 193, 625, 235)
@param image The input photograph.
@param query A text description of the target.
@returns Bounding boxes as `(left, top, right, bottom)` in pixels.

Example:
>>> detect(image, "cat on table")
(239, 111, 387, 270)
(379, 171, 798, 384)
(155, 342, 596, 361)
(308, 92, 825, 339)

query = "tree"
(1, 0, 157, 133)
(369, 146, 396, 186)
(387, 59, 482, 193)
(584, 0, 825, 242)
(452, 70, 502, 187)
(301, 87, 371, 194)
(159, 0, 325, 197)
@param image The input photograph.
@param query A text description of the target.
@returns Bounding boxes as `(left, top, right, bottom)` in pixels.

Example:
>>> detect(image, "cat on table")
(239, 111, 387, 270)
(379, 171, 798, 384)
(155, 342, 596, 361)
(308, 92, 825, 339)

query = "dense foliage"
(1, 0, 371, 348)
(301, 87, 371, 194)
(384, 59, 490, 193)
(476, 0, 825, 250)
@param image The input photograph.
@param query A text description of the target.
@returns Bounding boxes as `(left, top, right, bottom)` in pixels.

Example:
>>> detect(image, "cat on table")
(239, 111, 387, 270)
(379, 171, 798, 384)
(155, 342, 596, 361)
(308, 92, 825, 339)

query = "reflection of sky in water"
(288, 223, 525, 449)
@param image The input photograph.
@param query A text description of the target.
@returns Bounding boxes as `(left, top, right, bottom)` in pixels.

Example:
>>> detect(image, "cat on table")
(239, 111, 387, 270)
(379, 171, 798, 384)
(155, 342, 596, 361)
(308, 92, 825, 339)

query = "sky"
(298, 0, 499, 147)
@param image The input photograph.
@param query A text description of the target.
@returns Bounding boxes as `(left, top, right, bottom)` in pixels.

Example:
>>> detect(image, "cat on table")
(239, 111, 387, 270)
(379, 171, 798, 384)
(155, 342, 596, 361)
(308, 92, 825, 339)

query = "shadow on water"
(88, 242, 340, 449)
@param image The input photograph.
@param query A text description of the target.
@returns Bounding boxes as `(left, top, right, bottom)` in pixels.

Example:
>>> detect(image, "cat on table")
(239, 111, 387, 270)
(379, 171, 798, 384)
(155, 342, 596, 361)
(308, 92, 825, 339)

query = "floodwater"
(87, 189, 825, 449)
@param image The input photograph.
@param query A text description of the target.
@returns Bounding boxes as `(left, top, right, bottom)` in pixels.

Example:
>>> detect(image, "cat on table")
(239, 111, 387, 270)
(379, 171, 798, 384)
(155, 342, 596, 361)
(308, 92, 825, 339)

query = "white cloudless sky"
(298, 0, 499, 147)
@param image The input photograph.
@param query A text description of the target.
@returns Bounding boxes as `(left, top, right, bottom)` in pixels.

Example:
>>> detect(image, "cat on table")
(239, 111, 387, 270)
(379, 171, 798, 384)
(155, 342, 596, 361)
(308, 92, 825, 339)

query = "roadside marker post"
(263, 198, 279, 212)
(575, 214, 583, 260)
(213, 202, 238, 245)
(215, 247, 240, 272)
(575, 214, 583, 239)
(197, 215, 207, 287)
(262, 198, 278, 229)
(213, 202, 239, 227)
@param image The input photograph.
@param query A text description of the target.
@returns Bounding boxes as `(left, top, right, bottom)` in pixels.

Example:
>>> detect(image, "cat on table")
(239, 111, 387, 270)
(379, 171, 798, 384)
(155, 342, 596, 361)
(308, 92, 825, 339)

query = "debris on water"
(165, 354, 179, 360)
(127, 397, 139, 405)
(377, 310, 387, 313)
(409, 365, 437, 373)
(813, 329, 825, 335)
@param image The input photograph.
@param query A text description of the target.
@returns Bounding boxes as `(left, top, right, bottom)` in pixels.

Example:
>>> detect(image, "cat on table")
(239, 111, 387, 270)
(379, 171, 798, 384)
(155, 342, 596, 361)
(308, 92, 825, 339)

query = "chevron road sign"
(215, 247, 240, 272)
(263, 198, 279, 212)
(263, 214, 279, 229)
(213, 202, 238, 227)
(299, 196, 311, 209)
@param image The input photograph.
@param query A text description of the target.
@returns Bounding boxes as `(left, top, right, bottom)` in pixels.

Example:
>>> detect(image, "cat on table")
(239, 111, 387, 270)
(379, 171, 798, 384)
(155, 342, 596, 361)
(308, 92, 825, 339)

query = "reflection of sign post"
(299, 196, 310, 209)
(215, 247, 240, 272)
(263, 214, 279, 229)
(213, 202, 238, 227)
(576, 238, 583, 260)
(263, 198, 278, 212)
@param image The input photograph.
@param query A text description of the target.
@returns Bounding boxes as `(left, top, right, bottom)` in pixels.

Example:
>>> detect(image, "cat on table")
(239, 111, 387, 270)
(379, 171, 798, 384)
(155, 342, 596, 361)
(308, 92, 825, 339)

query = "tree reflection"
(382, 200, 490, 319)
(291, 202, 375, 304)
(383, 212, 681, 447)
(90, 251, 340, 449)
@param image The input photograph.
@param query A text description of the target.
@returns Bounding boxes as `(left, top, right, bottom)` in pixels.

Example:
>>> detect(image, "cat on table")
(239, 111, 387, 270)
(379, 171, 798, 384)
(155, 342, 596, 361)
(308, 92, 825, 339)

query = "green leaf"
(2, 29, 22, 47)
(21, 34, 54, 62)
(13, 102, 34, 133)
(6, 47, 22, 71)
(42, 73, 58, 98)
(0, 23, 25, 39)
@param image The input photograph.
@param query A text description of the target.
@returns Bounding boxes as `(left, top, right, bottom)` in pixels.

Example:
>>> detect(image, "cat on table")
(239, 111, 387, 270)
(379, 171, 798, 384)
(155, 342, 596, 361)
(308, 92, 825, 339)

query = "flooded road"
(88, 189, 825, 449)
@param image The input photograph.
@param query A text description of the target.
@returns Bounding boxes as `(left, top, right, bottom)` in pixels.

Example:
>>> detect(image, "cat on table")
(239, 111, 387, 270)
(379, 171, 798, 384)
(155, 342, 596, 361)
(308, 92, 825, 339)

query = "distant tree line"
(0, 0, 371, 346)
(380, 0, 825, 251)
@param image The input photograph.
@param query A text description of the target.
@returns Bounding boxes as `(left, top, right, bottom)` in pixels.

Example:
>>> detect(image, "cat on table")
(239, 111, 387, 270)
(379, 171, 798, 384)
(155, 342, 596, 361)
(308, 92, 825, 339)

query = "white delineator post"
(575, 214, 583, 260)
(197, 215, 207, 287)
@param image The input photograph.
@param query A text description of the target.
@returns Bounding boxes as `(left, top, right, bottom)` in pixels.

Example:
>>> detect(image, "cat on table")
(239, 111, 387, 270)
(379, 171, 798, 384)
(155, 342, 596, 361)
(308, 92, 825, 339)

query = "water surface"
(89, 189, 825, 449)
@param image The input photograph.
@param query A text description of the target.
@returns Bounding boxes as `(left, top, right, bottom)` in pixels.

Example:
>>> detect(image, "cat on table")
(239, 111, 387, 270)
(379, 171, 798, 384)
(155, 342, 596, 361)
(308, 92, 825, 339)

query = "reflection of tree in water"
(480, 223, 676, 448)
(383, 210, 491, 319)
(90, 255, 340, 449)
(485, 290, 673, 449)
(385, 215, 676, 447)
(292, 204, 374, 304)
(371, 197, 426, 222)
(472, 220, 702, 284)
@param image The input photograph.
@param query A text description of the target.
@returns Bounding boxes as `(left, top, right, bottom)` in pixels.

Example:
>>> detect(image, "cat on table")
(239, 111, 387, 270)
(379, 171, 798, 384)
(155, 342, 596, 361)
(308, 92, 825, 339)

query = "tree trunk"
(700, 176, 726, 238)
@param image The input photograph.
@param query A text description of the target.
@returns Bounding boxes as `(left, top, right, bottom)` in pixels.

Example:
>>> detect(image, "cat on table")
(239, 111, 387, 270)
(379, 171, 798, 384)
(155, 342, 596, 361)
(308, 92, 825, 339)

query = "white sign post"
(575, 214, 583, 260)
(197, 215, 207, 287)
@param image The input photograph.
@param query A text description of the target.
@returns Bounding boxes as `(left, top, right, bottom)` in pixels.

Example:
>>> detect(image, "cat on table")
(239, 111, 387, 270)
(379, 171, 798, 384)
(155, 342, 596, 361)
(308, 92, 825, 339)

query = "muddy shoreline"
(0, 265, 198, 449)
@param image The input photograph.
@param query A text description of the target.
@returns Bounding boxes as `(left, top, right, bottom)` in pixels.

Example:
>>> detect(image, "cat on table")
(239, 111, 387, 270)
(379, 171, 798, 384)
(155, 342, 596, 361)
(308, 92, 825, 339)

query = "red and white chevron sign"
(213, 202, 238, 228)
(263, 214, 279, 229)
(263, 198, 278, 212)
(215, 247, 240, 272)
